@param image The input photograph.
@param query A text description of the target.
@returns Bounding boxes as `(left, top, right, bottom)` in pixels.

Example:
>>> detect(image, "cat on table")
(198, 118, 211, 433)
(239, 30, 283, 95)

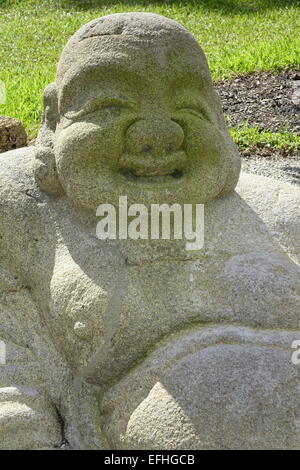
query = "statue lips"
(118, 150, 187, 178)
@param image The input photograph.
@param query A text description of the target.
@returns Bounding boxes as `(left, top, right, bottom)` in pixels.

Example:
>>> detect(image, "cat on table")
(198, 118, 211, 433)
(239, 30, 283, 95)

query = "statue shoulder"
(0, 146, 41, 206)
(0, 264, 62, 449)
(237, 172, 300, 264)
(0, 146, 47, 257)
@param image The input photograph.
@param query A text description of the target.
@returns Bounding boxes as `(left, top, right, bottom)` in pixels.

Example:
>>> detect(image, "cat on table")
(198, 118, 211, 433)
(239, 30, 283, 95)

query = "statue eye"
(179, 107, 202, 117)
(94, 97, 129, 110)
(64, 96, 133, 120)
(82, 97, 131, 116)
(176, 104, 211, 123)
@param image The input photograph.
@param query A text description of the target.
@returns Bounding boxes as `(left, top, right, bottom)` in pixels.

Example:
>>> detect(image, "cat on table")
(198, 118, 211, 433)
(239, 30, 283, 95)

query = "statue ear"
(210, 88, 241, 196)
(34, 83, 64, 195)
(219, 139, 241, 197)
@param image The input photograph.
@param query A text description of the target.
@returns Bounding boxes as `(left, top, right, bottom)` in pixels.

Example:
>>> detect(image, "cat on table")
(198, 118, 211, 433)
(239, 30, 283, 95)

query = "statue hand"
(0, 386, 62, 449)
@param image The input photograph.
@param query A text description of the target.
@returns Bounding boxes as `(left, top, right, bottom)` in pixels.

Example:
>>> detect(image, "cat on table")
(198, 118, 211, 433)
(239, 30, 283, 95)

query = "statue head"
(34, 12, 240, 212)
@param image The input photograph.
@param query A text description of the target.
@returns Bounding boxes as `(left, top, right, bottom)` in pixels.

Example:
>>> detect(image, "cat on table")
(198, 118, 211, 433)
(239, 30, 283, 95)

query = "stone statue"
(0, 13, 299, 449)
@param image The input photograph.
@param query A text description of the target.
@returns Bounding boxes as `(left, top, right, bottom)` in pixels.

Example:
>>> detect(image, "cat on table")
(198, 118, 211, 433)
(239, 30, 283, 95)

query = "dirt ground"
(215, 69, 300, 134)
(215, 69, 300, 180)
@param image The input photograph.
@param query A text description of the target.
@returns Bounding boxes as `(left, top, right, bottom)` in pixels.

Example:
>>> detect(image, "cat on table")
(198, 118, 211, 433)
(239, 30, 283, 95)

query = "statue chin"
(101, 326, 300, 450)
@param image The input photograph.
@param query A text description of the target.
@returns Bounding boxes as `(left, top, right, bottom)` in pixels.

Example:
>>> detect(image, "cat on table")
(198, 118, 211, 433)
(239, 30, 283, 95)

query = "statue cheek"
(54, 120, 126, 171)
(183, 120, 227, 161)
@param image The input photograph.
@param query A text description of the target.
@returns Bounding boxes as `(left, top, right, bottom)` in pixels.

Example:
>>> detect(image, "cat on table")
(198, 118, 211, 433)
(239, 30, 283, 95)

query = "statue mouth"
(118, 151, 187, 181)
(120, 168, 183, 182)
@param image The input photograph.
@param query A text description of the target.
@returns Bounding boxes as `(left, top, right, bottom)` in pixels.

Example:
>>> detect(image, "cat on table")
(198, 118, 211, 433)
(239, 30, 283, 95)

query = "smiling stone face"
(1, 12, 300, 450)
(34, 12, 240, 211)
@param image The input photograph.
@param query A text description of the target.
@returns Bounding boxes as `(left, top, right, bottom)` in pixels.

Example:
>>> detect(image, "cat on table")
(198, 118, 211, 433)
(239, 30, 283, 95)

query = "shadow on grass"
(54, 0, 300, 14)
(1, 0, 299, 14)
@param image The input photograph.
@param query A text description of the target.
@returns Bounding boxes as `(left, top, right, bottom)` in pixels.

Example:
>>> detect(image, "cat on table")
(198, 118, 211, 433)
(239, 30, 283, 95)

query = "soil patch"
(215, 69, 300, 134)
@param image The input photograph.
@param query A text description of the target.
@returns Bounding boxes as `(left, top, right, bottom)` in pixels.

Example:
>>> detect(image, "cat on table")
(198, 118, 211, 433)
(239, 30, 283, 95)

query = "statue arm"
(237, 172, 300, 265)
(0, 265, 62, 449)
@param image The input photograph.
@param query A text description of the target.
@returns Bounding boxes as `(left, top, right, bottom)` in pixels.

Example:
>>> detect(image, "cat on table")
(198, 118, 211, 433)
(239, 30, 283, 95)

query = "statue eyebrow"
(59, 60, 143, 112)
(61, 60, 143, 90)
(59, 58, 210, 115)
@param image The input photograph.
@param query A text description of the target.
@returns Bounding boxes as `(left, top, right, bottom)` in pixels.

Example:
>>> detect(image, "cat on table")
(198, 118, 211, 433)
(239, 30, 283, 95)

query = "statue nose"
(125, 119, 184, 156)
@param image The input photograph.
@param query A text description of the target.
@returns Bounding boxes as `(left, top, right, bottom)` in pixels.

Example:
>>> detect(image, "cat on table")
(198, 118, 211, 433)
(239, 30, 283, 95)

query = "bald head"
(57, 13, 209, 83)
(68, 12, 193, 42)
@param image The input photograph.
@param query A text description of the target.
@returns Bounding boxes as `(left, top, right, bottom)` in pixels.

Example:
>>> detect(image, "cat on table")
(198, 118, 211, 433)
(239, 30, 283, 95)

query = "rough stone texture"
(237, 172, 300, 265)
(0, 13, 299, 450)
(102, 326, 300, 450)
(0, 116, 27, 153)
(242, 156, 300, 186)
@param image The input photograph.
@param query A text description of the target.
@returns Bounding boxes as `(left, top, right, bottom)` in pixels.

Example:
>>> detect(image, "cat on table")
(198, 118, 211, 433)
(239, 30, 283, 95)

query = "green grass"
(230, 124, 300, 154)
(0, 0, 300, 153)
